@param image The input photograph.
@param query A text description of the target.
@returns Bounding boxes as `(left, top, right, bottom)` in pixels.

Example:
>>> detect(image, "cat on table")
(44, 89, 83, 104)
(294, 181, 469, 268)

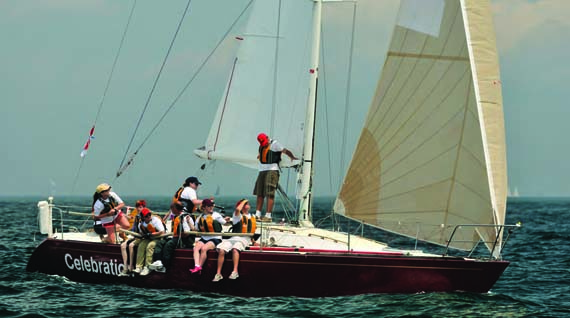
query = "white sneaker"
(140, 267, 150, 276)
(132, 267, 142, 274)
(154, 266, 166, 273)
(212, 274, 223, 282)
(229, 272, 239, 280)
(148, 260, 163, 270)
(118, 269, 130, 277)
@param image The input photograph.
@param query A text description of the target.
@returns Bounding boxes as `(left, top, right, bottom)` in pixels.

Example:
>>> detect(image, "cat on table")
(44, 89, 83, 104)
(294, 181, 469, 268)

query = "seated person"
(149, 201, 196, 273)
(213, 199, 256, 282)
(127, 199, 146, 229)
(118, 199, 146, 276)
(189, 199, 229, 274)
(133, 208, 165, 276)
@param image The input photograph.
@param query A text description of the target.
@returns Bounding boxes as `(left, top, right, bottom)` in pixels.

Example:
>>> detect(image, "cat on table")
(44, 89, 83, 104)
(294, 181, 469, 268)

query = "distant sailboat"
(507, 186, 520, 197)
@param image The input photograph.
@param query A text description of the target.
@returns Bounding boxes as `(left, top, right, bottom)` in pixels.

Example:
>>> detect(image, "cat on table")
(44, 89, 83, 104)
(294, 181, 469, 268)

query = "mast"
(298, 0, 322, 226)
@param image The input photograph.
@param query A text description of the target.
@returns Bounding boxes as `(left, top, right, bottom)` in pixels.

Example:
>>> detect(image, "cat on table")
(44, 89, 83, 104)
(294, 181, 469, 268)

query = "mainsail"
(194, 0, 314, 169)
(335, 0, 507, 257)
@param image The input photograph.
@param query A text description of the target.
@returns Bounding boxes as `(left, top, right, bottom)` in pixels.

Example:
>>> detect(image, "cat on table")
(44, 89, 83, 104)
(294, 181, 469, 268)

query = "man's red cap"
(257, 133, 269, 146)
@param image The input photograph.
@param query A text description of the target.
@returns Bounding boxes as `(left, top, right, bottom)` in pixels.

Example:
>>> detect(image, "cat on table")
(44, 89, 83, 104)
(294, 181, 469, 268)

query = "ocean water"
(1, 196, 569, 317)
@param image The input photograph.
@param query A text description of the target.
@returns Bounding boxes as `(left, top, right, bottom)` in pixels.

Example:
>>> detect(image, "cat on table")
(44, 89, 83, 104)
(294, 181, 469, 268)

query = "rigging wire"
(319, 10, 335, 195)
(69, 0, 138, 195)
(339, 2, 357, 178)
(269, 0, 282, 136)
(117, 0, 194, 177)
(115, 0, 254, 178)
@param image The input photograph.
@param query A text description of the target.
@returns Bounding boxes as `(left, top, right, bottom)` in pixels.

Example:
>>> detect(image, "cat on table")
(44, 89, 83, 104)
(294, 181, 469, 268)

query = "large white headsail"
(334, 0, 506, 256)
(195, 0, 313, 169)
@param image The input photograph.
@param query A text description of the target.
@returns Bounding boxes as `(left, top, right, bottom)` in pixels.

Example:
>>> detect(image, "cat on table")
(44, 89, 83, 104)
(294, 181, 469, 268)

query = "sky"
(0, 0, 568, 198)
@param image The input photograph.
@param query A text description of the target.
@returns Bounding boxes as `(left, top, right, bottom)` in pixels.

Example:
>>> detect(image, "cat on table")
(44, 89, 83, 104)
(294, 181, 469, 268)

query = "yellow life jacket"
(198, 214, 222, 233)
(128, 208, 139, 229)
(232, 215, 256, 234)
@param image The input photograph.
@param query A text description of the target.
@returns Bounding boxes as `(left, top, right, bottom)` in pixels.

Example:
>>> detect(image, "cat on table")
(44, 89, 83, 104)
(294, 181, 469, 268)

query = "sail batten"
(336, 0, 506, 256)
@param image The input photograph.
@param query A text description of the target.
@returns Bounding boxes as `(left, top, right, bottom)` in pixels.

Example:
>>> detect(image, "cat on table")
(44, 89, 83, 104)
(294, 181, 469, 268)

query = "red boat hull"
(27, 238, 509, 297)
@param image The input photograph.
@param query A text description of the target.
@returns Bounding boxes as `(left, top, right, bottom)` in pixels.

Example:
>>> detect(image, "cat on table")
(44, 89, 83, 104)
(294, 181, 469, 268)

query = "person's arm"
(234, 200, 247, 217)
(283, 148, 298, 161)
(214, 213, 229, 225)
(162, 210, 172, 222)
(110, 192, 125, 211)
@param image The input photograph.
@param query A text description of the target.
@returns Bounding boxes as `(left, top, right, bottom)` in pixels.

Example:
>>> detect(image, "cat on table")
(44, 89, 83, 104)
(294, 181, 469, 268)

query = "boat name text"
(64, 253, 124, 276)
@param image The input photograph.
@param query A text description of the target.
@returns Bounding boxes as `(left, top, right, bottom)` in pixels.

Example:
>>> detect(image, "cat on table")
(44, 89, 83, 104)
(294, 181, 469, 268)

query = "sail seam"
(363, 27, 411, 134)
(459, 141, 486, 171)
(442, 76, 473, 240)
(377, 4, 463, 156)
(387, 52, 469, 61)
(381, 99, 467, 174)
(372, 35, 431, 138)
(453, 178, 494, 209)
(343, 176, 450, 204)
(379, 45, 468, 158)
(372, 3, 461, 144)
(380, 143, 457, 187)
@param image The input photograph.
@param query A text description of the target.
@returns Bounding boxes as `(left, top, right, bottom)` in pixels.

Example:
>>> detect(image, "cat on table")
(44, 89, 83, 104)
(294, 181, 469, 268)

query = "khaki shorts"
(217, 238, 247, 252)
(253, 170, 279, 198)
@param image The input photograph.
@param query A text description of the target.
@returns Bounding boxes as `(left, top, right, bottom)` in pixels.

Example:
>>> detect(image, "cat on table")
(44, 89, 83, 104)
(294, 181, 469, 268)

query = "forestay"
(195, 0, 313, 169)
(334, 0, 507, 257)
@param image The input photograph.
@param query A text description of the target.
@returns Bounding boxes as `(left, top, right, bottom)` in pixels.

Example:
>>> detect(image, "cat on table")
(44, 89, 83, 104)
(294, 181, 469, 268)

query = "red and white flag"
(80, 126, 95, 158)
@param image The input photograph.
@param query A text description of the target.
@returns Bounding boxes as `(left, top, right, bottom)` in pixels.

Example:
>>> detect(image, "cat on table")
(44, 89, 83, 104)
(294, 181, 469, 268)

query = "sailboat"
(513, 187, 520, 197)
(28, 0, 519, 296)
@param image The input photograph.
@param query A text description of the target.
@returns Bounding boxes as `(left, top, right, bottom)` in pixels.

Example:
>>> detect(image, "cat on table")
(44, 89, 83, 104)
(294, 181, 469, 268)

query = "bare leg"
(193, 241, 204, 267)
(104, 227, 116, 244)
(116, 214, 130, 229)
(267, 196, 275, 214)
(120, 241, 128, 268)
(256, 196, 264, 214)
(128, 241, 136, 270)
(216, 249, 226, 275)
(232, 249, 240, 273)
(198, 242, 215, 267)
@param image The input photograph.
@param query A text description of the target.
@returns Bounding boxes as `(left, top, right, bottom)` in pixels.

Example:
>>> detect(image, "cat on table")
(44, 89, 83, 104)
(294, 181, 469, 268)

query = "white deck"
(49, 222, 439, 258)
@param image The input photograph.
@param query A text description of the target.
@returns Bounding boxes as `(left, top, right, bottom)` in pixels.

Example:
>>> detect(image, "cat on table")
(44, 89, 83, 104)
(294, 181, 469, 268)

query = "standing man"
(253, 133, 297, 221)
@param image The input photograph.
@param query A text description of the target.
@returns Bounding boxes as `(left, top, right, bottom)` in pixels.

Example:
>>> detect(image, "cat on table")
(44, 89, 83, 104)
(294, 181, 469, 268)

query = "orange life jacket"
(173, 186, 195, 212)
(258, 141, 281, 164)
(173, 215, 183, 237)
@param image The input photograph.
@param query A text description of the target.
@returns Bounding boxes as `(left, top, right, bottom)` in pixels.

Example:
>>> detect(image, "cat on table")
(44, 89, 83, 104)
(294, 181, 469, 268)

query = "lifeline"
(64, 253, 124, 276)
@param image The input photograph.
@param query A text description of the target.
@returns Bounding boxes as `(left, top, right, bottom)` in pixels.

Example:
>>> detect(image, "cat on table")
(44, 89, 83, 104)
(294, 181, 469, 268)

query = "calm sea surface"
(1, 196, 569, 317)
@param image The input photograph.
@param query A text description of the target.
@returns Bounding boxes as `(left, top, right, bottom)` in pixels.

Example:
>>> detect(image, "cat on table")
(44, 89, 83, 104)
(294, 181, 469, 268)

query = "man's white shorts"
(217, 238, 247, 252)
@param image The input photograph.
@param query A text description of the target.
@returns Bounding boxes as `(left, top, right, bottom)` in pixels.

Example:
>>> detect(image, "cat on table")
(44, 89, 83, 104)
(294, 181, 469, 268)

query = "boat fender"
(38, 200, 52, 235)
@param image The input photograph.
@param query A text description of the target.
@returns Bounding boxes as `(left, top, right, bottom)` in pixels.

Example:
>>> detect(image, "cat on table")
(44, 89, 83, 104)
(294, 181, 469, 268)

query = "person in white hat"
(92, 183, 130, 244)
